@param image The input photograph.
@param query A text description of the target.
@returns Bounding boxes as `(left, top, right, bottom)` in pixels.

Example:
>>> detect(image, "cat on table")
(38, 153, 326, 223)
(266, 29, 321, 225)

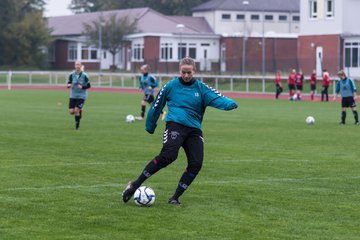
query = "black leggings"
(321, 86, 329, 101)
(155, 122, 204, 175)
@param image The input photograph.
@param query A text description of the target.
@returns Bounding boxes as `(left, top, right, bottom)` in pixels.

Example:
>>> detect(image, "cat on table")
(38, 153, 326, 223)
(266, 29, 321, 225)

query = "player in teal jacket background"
(67, 60, 91, 130)
(333, 70, 358, 125)
(123, 57, 238, 205)
(135, 64, 159, 120)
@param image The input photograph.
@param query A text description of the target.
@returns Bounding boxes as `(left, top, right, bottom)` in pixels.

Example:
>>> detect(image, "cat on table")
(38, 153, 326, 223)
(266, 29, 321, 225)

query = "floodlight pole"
(262, 9, 266, 80)
(98, 22, 103, 77)
(242, 1, 249, 75)
(176, 24, 185, 60)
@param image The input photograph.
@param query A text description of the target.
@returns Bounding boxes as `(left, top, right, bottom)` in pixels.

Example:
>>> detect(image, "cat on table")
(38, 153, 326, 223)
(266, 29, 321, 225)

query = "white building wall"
(300, 0, 342, 35)
(194, 10, 299, 36)
(159, 36, 219, 61)
(343, 0, 360, 35)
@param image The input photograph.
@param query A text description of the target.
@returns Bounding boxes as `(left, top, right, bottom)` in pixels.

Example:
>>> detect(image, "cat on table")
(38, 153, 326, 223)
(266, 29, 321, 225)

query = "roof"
(47, 7, 214, 37)
(192, 0, 300, 13)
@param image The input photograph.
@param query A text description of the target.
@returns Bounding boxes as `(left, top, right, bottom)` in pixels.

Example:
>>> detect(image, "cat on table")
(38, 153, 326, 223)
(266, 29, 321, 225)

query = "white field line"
(2, 176, 360, 193)
(0, 159, 312, 169)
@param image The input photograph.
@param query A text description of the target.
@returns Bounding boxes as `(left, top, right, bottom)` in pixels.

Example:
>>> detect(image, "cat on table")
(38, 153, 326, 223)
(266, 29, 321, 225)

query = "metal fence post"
(29, 72, 32, 85)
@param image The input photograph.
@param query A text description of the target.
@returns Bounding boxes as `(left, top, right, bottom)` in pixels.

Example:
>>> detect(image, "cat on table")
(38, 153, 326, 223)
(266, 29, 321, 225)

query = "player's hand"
(77, 84, 82, 89)
(332, 96, 336, 101)
(66, 83, 71, 88)
(148, 86, 153, 90)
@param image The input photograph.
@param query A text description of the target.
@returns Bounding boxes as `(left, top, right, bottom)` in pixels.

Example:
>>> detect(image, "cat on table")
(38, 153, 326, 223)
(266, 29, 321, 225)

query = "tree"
(0, 0, 51, 68)
(83, 14, 138, 71)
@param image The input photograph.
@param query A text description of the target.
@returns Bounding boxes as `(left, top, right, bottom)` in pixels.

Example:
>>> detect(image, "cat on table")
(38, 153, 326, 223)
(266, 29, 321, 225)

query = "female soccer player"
(333, 70, 358, 125)
(275, 70, 283, 99)
(288, 69, 296, 100)
(136, 64, 166, 120)
(67, 60, 91, 130)
(122, 57, 238, 204)
(310, 70, 317, 101)
(295, 70, 304, 100)
(321, 69, 331, 102)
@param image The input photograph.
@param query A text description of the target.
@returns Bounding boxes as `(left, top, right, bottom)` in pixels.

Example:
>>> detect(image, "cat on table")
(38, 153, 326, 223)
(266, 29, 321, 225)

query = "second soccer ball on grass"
(306, 116, 315, 125)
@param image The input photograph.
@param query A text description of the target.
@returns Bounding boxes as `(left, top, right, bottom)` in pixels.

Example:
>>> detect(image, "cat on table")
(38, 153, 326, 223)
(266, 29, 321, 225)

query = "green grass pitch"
(0, 89, 359, 239)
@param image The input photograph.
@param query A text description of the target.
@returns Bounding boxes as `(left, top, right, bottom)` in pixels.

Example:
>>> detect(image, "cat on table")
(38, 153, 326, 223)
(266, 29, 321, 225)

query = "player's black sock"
(132, 159, 162, 189)
(353, 110, 358, 122)
(75, 115, 81, 129)
(141, 105, 146, 118)
(79, 110, 82, 119)
(172, 171, 196, 200)
(341, 111, 346, 124)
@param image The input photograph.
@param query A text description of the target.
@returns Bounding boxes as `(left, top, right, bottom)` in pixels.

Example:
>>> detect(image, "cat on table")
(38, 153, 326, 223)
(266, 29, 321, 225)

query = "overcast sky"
(44, 0, 73, 17)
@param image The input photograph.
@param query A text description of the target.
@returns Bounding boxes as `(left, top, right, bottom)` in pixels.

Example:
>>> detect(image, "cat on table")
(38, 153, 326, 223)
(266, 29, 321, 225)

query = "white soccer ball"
(133, 186, 155, 207)
(306, 116, 315, 125)
(125, 114, 135, 123)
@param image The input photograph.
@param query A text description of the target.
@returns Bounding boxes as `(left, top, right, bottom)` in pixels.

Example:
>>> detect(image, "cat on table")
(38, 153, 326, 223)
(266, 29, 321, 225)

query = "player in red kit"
(295, 70, 304, 100)
(288, 69, 296, 100)
(275, 71, 283, 99)
(321, 69, 331, 102)
(310, 70, 317, 101)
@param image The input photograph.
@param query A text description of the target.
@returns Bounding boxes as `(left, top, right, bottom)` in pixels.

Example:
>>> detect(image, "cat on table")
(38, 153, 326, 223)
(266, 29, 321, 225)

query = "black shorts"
(143, 94, 155, 104)
(288, 84, 295, 90)
(296, 85, 303, 91)
(154, 121, 204, 174)
(310, 84, 316, 91)
(342, 96, 356, 108)
(69, 98, 85, 109)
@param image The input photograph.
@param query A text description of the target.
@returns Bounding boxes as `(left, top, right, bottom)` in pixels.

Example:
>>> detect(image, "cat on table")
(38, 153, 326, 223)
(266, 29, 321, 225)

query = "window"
(189, 43, 197, 59)
(309, 0, 317, 19)
(352, 48, 359, 67)
(160, 43, 173, 60)
(251, 14, 260, 20)
(326, 0, 334, 18)
(292, 15, 300, 21)
(81, 45, 89, 60)
(68, 43, 77, 61)
(132, 43, 144, 61)
(178, 43, 186, 59)
(345, 48, 351, 67)
(90, 48, 97, 60)
(279, 15, 288, 21)
(265, 15, 273, 21)
(344, 42, 360, 68)
(222, 14, 231, 20)
(81, 45, 98, 60)
(236, 14, 245, 21)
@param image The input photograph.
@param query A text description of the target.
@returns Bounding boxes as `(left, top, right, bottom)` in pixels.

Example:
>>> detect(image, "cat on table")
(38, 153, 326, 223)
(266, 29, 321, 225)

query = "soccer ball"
(125, 114, 135, 123)
(133, 186, 155, 207)
(306, 116, 315, 125)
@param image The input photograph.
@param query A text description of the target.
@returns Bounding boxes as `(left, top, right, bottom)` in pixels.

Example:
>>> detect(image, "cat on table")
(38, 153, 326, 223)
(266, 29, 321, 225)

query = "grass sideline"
(0, 89, 359, 240)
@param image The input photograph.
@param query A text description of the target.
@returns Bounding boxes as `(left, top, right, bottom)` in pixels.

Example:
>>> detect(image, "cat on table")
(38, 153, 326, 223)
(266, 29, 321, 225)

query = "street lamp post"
(176, 24, 185, 60)
(242, 1, 249, 75)
(262, 10, 266, 78)
(98, 22, 103, 79)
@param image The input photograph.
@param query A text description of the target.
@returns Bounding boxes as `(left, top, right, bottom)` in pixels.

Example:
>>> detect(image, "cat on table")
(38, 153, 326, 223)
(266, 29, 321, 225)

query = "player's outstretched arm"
(145, 83, 169, 134)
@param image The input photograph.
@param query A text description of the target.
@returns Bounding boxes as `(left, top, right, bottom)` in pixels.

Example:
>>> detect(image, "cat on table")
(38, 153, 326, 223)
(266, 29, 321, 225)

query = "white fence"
(0, 71, 343, 95)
